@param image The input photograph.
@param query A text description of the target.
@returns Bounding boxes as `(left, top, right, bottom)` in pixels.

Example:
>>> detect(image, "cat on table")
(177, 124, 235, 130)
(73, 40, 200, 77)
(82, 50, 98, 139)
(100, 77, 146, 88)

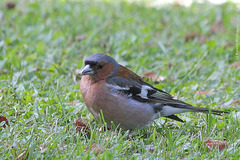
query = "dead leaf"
(206, 139, 227, 151)
(5, 2, 16, 10)
(232, 100, 240, 105)
(169, 76, 174, 82)
(196, 91, 215, 95)
(0, 10, 3, 22)
(146, 146, 155, 152)
(72, 68, 82, 83)
(185, 32, 201, 42)
(74, 34, 88, 41)
(85, 143, 105, 156)
(197, 103, 203, 107)
(101, 43, 107, 49)
(70, 100, 80, 105)
(184, 32, 211, 44)
(210, 19, 224, 34)
(1, 69, 9, 74)
(75, 118, 91, 138)
(0, 115, 9, 128)
(198, 37, 210, 44)
(67, 41, 72, 46)
(142, 72, 166, 82)
(225, 42, 235, 47)
(17, 151, 29, 160)
(230, 61, 240, 67)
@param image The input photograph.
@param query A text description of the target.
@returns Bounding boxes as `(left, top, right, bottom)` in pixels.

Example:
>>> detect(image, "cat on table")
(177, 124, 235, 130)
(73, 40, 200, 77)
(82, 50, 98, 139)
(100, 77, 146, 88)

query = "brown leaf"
(210, 19, 224, 34)
(184, 32, 211, 44)
(196, 91, 215, 95)
(75, 118, 91, 138)
(72, 68, 82, 83)
(0, 115, 9, 128)
(1, 69, 9, 74)
(225, 42, 235, 47)
(146, 146, 155, 152)
(233, 100, 240, 105)
(100, 42, 107, 49)
(169, 76, 174, 82)
(197, 103, 203, 107)
(206, 139, 227, 151)
(142, 72, 165, 82)
(185, 32, 201, 42)
(198, 37, 210, 44)
(5, 2, 16, 10)
(70, 100, 80, 105)
(230, 61, 240, 67)
(85, 143, 105, 156)
(17, 151, 29, 160)
(74, 34, 88, 41)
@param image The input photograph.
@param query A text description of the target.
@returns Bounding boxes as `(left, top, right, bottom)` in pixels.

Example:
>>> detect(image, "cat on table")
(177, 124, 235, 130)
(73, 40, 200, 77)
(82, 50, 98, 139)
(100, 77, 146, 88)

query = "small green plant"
(0, 0, 239, 159)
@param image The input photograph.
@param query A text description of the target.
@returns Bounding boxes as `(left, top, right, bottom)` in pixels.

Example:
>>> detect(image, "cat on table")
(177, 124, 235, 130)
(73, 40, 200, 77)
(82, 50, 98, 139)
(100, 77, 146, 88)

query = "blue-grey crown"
(85, 53, 120, 76)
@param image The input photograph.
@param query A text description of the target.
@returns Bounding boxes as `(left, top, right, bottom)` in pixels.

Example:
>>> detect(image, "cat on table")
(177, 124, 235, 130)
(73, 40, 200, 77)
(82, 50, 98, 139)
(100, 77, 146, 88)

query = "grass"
(0, 0, 240, 159)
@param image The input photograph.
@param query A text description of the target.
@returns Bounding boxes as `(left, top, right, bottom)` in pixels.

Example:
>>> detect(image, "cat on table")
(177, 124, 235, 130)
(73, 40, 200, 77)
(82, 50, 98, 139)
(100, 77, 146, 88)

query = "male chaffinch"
(80, 53, 228, 130)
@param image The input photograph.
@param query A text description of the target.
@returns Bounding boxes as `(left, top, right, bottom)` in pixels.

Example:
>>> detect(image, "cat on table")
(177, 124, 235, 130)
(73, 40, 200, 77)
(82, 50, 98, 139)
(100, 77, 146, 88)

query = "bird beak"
(81, 65, 94, 75)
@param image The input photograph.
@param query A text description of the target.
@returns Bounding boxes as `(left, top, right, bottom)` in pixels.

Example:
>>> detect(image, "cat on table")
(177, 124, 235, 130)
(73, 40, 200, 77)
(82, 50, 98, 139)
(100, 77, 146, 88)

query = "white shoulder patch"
(137, 85, 153, 99)
(106, 83, 129, 90)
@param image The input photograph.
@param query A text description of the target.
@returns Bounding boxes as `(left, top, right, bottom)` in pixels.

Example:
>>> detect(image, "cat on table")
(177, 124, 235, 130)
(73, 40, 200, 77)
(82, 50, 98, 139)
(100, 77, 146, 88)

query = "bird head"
(81, 53, 120, 81)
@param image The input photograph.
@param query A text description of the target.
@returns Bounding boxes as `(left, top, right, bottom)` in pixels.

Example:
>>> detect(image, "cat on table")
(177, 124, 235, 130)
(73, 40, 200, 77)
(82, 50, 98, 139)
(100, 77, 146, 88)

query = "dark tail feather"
(164, 108, 228, 123)
(192, 106, 229, 115)
(167, 99, 229, 115)
(154, 102, 229, 123)
(165, 115, 185, 123)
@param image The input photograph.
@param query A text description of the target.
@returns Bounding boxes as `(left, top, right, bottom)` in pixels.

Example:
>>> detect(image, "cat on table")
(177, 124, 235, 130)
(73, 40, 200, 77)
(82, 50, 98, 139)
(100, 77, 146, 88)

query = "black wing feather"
(106, 76, 229, 122)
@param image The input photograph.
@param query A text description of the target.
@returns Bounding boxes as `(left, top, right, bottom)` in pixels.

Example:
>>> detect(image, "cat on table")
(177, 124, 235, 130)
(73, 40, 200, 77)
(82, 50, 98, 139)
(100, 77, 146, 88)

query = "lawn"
(0, 0, 240, 159)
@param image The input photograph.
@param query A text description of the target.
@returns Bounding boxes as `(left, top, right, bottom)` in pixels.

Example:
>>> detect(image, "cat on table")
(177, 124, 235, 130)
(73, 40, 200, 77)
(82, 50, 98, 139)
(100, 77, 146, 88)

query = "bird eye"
(97, 64, 104, 69)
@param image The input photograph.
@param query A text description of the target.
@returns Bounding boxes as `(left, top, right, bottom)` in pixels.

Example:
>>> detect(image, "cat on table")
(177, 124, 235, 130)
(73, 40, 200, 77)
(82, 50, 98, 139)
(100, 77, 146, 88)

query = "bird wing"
(106, 66, 228, 122)
(107, 65, 188, 105)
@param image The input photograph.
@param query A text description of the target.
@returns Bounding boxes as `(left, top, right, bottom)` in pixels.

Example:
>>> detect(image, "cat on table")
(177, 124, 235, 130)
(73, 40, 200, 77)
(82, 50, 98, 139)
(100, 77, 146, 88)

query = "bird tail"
(190, 106, 229, 115)
(154, 103, 229, 123)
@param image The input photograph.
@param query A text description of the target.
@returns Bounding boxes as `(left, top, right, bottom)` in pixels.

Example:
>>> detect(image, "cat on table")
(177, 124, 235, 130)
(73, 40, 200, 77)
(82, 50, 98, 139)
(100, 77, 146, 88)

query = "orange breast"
(80, 76, 108, 116)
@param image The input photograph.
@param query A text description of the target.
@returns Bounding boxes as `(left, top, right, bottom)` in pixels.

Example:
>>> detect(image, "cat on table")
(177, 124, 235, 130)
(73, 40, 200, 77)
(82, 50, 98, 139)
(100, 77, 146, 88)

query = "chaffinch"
(80, 53, 228, 130)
